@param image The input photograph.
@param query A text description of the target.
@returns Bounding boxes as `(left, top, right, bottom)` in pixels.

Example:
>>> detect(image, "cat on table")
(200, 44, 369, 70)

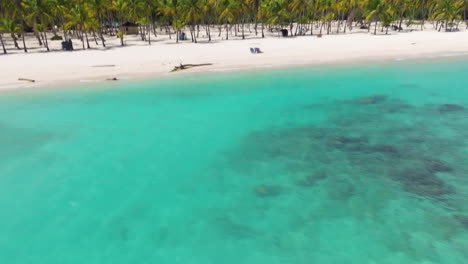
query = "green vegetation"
(50, 34, 63, 40)
(0, 0, 466, 54)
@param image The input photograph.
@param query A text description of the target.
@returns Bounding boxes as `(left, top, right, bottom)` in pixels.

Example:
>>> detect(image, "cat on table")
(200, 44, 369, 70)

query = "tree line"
(0, 0, 467, 54)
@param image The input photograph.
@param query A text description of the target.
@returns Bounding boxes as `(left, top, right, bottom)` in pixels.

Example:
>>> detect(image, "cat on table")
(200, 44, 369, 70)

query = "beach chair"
(254, 47, 262, 53)
(250, 47, 256, 53)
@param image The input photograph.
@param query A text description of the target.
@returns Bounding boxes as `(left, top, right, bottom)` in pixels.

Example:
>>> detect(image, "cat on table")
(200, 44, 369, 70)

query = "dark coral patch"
(438, 104, 465, 113)
(296, 172, 327, 187)
(424, 159, 453, 173)
(355, 94, 387, 104)
(395, 169, 454, 198)
(253, 184, 282, 197)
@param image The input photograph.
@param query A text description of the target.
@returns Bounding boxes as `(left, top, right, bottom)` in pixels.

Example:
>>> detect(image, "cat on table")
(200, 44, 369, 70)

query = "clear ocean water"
(1, 57, 467, 264)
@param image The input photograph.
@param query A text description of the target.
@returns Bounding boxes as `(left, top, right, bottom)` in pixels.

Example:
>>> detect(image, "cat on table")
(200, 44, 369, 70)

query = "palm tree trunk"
(290, 21, 293, 37)
(374, 21, 378, 35)
(43, 31, 50, 51)
(398, 13, 403, 32)
(11, 33, 20, 49)
(261, 20, 265, 38)
(171, 26, 175, 41)
(225, 23, 229, 40)
(152, 24, 157, 37)
(193, 25, 197, 43)
(81, 29, 85, 49)
(147, 23, 151, 45)
(93, 30, 99, 45)
(119, 18, 124, 46)
(0, 33, 7, 54)
(22, 32, 28, 52)
(241, 21, 245, 39)
(99, 28, 106, 47)
(33, 20, 43, 46)
(254, 17, 258, 36)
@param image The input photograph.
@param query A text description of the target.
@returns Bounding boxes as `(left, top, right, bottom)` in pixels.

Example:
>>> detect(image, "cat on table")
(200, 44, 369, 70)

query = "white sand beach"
(1, 28, 468, 89)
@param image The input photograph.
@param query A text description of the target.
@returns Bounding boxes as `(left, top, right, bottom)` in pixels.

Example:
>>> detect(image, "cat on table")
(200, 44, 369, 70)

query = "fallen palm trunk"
(18, 78, 35, 82)
(92, 65, 115, 67)
(171, 63, 213, 72)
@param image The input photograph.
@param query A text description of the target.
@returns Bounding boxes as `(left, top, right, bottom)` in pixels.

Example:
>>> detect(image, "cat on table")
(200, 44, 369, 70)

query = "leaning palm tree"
(158, 0, 182, 43)
(218, 0, 239, 40)
(0, 17, 22, 50)
(113, 0, 129, 46)
(182, 0, 203, 43)
(431, 0, 463, 31)
(65, 4, 88, 49)
(36, 23, 50, 51)
(290, 0, 310, 35)
(366, 1, 392, 34)
(21, 0, 53, 46)
(86, 0, 109, 47)
(0, 32, 6, 54)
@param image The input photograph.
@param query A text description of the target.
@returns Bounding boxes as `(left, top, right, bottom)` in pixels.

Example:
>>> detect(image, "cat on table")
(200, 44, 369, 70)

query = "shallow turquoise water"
(1, 58, 468, 263)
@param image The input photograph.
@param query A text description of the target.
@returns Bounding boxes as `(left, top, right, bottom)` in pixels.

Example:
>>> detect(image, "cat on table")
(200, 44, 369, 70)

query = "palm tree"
(366, 0, 391, 34)
(0, 32, 6, 54)
(183, 0, 202, 42)
(21, 0, 53, 46)
(432, 0, 463, 31)
(159, 0, 182, 43)
(0, 18, 22, 50)
(36, 23, 50, 51)
(218, 0, 238, 40)
(86, 0, 109, 47)
(200, 0, 215, 41)
(65, 3, 88, 49)
(113, 0, 128, 46)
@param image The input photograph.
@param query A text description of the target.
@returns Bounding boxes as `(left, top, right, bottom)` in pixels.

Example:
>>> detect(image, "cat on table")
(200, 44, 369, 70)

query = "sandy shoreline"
(1, 30, 468, 90)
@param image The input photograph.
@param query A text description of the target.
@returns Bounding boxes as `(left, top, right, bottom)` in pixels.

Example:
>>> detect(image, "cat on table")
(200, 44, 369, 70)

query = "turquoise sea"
(1, 57, 467, 263)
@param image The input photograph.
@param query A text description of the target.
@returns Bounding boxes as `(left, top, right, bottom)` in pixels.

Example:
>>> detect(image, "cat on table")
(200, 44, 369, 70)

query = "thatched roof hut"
(120, 22, 139, 35)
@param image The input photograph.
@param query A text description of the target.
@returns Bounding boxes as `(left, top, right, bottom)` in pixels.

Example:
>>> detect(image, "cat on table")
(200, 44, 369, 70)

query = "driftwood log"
(18, 78, 35, 82)
(171, 63, 213, 72)
(92, 65, 115, 67)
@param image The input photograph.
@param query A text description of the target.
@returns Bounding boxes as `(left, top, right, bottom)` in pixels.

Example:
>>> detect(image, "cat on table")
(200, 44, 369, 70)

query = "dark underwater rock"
(346, 144, 371, 152)
(424, 159, 453, 173)
(328, 179, 355, 200)
(438, 104, 465, 113)
(215, 216, 259, 239)
(454, 214, 468, 229)
(327, 136, 368, 150)
(296, 172, 327, 187)
(372, 145, 399, 155)
(355, 94, 387, 104)
(335, 136, 369, 144)
(253, 184, 282, 197)
(395, 169, 454, 198)
(383, 103, 413, 113)
(327, 139, 346, 149)
(327, 137, 400, 157)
